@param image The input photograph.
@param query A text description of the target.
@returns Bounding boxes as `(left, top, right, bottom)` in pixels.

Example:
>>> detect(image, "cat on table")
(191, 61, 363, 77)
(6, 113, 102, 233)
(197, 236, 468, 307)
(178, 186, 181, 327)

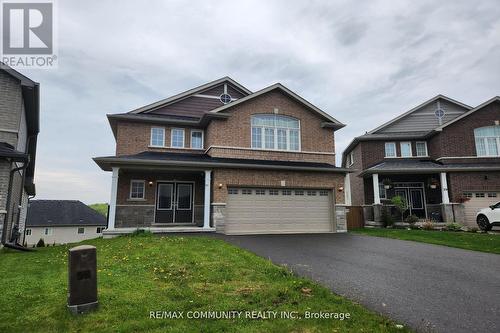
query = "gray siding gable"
(373, 96, 471, 134)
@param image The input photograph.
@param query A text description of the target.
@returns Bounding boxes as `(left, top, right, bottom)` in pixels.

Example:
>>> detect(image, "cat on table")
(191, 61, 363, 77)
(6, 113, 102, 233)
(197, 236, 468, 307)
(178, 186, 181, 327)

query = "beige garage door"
(463, 192, 499, 226)
(225, 188, 334, 235)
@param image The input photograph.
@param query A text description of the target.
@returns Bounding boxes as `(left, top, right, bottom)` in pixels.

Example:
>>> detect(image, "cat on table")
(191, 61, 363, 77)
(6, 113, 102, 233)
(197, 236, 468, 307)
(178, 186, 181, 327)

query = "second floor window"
(415, 142, 428, 157)
(385, 142, 396, 157)
(251, 115, 300, 151)
(171, 128, 185, 148)
(475, 126, 500, 156)
(150, 127, 165, 147)
(400, 142, 412, 157)
(190, 130, 203, 149)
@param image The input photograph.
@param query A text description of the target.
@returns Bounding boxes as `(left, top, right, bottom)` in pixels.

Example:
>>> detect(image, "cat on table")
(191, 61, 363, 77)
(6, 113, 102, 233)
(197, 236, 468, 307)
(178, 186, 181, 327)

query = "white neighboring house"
(25, 200, 107, 246)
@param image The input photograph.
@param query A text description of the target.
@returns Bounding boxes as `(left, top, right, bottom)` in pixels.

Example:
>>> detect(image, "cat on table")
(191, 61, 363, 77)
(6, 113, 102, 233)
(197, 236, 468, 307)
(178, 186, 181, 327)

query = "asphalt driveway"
(218, 233, 500, 333)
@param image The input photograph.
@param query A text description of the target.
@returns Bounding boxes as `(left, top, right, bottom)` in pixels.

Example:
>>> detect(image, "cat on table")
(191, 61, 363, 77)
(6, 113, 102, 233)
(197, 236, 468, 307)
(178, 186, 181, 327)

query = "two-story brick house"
(94, 77, 349, 235)
(342, 95, 500, 227)
(0, 64, 39, 247)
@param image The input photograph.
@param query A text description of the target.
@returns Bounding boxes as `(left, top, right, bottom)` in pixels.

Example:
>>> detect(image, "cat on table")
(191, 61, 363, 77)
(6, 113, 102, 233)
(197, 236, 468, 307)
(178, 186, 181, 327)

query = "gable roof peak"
(368, 94, 472, 134)
(127, 76, 252, 114)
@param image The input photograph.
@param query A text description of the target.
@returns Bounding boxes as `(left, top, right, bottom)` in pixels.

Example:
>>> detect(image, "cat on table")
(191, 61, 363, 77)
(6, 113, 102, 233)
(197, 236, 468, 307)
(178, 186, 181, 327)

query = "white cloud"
(16, 0, 500, 203)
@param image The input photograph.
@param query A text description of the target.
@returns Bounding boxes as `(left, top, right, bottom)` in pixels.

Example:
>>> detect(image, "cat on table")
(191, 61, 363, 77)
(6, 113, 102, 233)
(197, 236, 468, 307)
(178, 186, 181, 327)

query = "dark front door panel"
(155, 182, 194, 224)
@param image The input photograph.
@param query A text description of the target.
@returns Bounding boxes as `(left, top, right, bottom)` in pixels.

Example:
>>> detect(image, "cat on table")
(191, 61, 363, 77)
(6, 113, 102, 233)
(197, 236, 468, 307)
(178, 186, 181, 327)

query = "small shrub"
(421, 220, 435, 230)
(391, 196, 408, 223)
(131, 229, 152, 237)
(445, 223, 462, 232)
(36, 238, 45, 247)
(405, 214, 419, 225)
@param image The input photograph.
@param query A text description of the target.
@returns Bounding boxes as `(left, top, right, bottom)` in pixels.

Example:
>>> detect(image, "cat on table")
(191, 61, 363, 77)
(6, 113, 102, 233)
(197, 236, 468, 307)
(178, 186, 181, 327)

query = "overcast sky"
(17, 0, 500, 204)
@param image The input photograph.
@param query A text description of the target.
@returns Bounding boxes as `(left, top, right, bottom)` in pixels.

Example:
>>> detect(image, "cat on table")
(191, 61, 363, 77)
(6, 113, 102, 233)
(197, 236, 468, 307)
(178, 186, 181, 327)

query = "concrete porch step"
(103, 227, 216, 238)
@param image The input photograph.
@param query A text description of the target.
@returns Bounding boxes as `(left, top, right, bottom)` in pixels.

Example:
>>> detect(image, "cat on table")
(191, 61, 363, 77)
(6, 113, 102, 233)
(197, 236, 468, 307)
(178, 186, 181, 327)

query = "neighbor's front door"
(394, 188, 425, 218)
(155, 182, 194, 223)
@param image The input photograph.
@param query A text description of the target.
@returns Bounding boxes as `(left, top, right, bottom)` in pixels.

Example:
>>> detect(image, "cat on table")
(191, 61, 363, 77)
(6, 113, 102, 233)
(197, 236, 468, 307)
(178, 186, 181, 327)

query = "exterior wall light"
(148, 181, 154, 186)
(218, 183, 223, 189)
(338, 186, 344, 192)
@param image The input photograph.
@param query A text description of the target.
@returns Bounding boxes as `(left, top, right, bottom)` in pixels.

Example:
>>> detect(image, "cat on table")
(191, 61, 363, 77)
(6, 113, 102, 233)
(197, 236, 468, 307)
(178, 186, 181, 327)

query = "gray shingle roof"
(93, 151, 350, 173)
(26, 200, 107, 227)
(361, 160, 500, 175)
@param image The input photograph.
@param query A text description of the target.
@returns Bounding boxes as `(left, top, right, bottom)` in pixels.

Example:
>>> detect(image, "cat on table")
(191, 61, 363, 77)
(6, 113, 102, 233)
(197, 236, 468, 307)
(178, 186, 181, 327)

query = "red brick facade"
(212, 168, 345, 203)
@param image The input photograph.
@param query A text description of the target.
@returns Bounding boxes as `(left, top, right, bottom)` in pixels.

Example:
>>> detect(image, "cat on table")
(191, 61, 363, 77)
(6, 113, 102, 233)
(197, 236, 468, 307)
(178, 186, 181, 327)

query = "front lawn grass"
(352, 228, 500, 254)
(0, 234, 409, 333)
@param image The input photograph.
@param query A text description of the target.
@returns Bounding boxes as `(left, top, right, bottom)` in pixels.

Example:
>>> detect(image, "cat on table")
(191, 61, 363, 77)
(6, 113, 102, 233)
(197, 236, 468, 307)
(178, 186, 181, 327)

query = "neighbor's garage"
(225, 188, 334, 234)
(463, 192, 499, 226)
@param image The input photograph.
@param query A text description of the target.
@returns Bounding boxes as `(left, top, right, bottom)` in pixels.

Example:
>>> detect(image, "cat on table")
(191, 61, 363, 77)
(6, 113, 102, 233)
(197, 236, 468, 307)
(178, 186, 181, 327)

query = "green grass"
(352, 228, 500, 254)
(0, 234, 409, 333)
(88, 203, 108, 217)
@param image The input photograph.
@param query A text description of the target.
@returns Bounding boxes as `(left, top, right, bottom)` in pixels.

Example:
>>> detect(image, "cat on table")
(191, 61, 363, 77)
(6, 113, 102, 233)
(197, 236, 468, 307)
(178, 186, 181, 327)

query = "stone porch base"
(102, 227, 216, 238)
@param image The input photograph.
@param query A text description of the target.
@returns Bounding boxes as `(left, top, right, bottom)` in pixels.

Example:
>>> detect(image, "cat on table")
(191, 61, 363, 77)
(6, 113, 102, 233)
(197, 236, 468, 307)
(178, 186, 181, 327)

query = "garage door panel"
(463, 192, 499, 227)
(225, 188, 333, 235)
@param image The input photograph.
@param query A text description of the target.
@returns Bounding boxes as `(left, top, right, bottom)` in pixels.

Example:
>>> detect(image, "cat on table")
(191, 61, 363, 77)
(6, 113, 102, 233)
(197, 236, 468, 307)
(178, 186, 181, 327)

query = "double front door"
(155, 182, 194, 223)
(394, 187, 425, 217)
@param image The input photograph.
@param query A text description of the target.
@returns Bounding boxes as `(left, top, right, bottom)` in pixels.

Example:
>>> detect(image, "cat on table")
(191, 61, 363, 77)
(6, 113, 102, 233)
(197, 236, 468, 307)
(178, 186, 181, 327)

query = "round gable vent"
(220, 93, 232, 104)
(435, 108, 445, 119)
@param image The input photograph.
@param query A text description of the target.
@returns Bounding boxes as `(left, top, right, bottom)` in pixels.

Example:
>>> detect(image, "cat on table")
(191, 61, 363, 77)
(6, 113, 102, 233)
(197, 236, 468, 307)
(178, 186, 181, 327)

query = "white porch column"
(372, 173, 381, 205)
(344, 173, 352, 206)
(107, 167, 119, 230)
(440, 172, 450, 204)
(203, 170, 212, 229)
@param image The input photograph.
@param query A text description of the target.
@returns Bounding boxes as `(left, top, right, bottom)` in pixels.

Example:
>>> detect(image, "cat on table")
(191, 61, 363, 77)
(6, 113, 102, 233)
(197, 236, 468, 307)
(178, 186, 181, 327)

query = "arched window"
(251, 115, 300, 151)
(474, 126, 500, 156)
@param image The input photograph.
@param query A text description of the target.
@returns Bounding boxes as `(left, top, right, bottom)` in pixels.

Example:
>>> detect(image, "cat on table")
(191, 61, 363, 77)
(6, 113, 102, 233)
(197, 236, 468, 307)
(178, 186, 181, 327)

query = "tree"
(391, 195, 408, 223)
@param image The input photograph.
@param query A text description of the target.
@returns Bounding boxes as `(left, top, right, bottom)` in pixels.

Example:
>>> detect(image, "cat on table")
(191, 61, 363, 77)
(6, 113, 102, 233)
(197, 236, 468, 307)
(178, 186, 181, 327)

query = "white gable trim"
(209, 83, 345, 127)
(435, 96, 500, 131)
(128, 77, 251, 114)
(368, 95, 472, 134)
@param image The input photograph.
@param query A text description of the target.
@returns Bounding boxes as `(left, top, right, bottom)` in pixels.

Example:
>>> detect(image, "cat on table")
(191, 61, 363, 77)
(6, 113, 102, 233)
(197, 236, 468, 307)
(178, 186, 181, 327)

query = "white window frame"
(378, 184, 387, 199)
(474, 126, 500, 157)
(25, 228, 32, 236)
(415, 141, 428, 157)
(44, 227, 52, 236)
(129, 180, 145, 200)
(150, 127, 165, 147)
(400, 142, 412, 157)
(171, 128, 185, 148)
(251, 115, 301, 152)
(77, 227, 85, 234)
(190, 130, 204, 149)
(348, 152, 354, 166)
(385, 142, 396, 157)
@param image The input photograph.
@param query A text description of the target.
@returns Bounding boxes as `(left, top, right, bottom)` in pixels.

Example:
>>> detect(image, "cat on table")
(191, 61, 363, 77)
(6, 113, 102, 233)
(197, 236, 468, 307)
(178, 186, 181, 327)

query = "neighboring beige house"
(25, 200, 106, 246)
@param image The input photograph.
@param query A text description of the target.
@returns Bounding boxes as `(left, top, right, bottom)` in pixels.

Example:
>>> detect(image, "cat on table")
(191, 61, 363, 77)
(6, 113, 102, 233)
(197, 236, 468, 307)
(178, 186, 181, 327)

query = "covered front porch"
(363, 170, 462, 224)
(105, 166, 215, 237)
